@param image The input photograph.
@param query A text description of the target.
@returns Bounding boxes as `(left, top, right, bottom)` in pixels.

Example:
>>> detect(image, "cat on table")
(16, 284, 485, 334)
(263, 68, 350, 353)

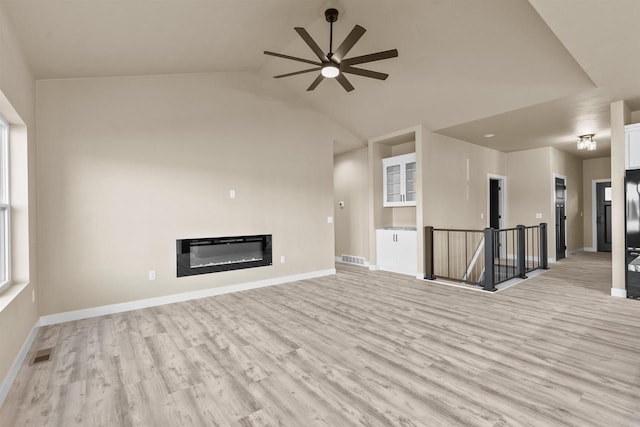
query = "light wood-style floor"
(1, 252, 639, 426)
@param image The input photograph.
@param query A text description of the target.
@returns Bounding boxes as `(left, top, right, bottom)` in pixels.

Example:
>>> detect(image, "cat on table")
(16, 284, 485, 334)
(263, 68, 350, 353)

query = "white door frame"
(591, 179, 611, 252)
(487, 174, 507, 229)
(552, 173, 568, 261)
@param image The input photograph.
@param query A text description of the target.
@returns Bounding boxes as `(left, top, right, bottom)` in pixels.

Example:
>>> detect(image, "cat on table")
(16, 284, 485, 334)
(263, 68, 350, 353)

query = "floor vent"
(340, 254, 366, 266)
(32, 348, 54, 365)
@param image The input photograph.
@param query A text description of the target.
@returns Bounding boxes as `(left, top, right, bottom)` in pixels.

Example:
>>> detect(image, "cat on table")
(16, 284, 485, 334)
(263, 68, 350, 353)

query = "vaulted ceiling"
(2, 0, 638, 158)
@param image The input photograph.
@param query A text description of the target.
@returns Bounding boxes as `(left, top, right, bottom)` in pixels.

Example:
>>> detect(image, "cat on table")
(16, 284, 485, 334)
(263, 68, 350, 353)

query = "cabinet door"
(385, 163, 402, 205)
(395, 230, 417, 274)
(376, 230, 396, 268)
(404, 161, 417, 203)
(629, 130, 640, 169)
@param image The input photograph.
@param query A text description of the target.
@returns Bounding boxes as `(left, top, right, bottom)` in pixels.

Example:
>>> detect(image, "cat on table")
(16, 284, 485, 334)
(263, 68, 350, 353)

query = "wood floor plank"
(1, 251, 639, 426)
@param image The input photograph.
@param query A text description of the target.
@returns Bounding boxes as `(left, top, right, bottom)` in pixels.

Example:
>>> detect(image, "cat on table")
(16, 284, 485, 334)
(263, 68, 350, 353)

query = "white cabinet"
(627, 123, 640, 170)
(376, 229, 417, 276)
(383, 153, 417, 207)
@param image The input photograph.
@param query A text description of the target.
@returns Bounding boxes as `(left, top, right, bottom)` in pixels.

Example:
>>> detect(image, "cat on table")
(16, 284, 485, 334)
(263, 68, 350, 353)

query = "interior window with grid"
(0, 115, 9, 293)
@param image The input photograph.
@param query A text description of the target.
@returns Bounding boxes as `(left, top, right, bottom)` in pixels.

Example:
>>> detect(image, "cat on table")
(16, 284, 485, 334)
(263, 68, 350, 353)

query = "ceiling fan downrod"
(325, 8, 339, 60)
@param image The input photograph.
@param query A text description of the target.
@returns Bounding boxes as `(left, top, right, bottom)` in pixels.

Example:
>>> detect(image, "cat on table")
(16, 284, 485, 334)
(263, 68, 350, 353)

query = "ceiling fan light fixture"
(321, 64, 340, 78)
(577, 134, 596, 151)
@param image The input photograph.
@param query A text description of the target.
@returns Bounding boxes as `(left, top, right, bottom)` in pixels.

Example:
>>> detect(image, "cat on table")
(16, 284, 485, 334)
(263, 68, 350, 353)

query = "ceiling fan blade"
(274, 67, 322, 78)
(294, 27, 328, 62)
(307, 74, 324, 91)
(342, 66, 389, 80)
(333, 25, 366, 61)
(264, 51, 322, 66)
(341, 49, 398, 66)
(336, 73, 355, 92)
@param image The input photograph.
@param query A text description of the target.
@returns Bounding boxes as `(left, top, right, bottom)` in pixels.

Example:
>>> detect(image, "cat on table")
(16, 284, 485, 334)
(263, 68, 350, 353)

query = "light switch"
(480, 213, 484, 219)
(535, 213, 542, 219)
(327, 216, 333, 224)
(229, 190, 236, 199)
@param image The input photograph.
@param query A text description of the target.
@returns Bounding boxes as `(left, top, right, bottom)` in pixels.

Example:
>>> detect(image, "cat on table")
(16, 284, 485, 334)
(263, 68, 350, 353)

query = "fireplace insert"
(177, 234, 272, 277)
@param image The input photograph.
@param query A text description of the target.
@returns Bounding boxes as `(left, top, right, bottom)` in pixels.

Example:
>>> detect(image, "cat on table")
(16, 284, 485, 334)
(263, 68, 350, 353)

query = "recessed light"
(483, 133, 495, 138)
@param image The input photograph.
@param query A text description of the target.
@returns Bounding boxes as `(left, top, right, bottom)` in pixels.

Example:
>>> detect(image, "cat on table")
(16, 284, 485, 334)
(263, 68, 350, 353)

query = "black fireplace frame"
(176, 234, 272, 277)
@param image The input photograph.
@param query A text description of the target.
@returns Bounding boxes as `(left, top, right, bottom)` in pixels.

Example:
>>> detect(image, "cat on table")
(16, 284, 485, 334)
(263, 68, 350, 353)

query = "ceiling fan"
(264, 8, 398, 92)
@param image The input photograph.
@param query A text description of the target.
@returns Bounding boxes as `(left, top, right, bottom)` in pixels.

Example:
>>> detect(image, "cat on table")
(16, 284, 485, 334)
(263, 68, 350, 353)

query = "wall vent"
(32, 348, 54, 365)
(340, 254, 366, 266)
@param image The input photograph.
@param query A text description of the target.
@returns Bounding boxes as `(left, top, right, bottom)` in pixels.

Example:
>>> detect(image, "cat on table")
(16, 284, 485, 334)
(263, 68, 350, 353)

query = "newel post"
(483, 228, 497, 291)
(517, 225, 526, 278)
(424, 226, 436, 280)
(540, 223, 549, 269)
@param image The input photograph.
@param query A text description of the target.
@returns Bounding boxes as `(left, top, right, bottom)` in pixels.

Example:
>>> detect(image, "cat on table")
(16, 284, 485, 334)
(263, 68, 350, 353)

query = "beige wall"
(507, 147, 583, 260)
(422, 132, 506, 230)
(35, 72, 359, 315)
(506, 147, 552, 238)
(582, 157, 611, 250)
(334, 148, 368, 260)
(551, 148, 584, 253)
(0, 5, 38, 391)
(367, 142, 393, 263)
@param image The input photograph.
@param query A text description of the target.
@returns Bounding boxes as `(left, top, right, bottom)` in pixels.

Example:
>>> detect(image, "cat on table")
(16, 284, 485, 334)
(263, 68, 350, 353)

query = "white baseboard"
(0, 320, 40, 407)
(583, 247, 597, 252)
(40, 269, 335, 326)
(611, 287, 627, 298)
(368, 265, 379, 271)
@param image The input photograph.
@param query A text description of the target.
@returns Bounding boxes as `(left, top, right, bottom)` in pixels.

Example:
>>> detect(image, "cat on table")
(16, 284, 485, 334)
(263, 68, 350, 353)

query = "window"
(0, 114, 9, 293)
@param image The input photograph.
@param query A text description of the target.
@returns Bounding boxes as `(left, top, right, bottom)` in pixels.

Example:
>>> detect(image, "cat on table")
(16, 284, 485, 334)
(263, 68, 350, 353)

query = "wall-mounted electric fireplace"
(177, 234, 272, 277)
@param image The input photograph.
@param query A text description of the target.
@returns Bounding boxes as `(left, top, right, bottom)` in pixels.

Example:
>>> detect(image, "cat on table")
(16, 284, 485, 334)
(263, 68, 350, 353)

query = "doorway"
(555, 176, 567, 260)
(595, 181, 612, 252)
(488, 176, 505, 230)
(489, 176, 506, 260)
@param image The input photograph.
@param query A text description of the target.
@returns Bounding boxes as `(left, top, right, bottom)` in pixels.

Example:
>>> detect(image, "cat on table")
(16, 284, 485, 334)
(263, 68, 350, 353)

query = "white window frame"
(0, 114, 10, 293)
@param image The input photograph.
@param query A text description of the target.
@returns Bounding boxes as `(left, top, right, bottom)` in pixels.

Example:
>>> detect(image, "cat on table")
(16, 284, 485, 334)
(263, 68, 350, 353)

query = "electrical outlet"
(480, 213, 484, 219)
(536, 213, 542, 219)
(280, 256, 285, 264)
(149, 270, 156, 280)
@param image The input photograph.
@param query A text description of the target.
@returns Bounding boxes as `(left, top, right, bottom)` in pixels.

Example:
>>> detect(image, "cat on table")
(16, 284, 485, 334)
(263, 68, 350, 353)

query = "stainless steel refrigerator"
(625, 169, 640, 298)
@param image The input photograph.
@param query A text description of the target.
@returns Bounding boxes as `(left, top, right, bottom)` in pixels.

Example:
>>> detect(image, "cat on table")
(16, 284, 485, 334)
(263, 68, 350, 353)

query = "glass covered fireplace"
(176, 234, 272, 277)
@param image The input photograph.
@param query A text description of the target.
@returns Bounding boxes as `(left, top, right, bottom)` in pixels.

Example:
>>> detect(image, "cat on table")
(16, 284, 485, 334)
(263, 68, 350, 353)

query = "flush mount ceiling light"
(577, 134, 597, 151)
(264, 8, 398, 92)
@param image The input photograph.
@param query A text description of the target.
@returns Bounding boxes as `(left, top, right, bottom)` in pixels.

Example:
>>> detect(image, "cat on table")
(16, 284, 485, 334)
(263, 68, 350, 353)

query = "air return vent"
(32, 348, 53, 365)
(340, 254, 366, 266)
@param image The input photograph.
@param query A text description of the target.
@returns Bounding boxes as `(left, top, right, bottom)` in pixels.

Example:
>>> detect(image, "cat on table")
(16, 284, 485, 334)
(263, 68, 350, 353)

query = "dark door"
(490, 179, 501, 229)
(596, 181, 612, 252)
(555, 177, 566, 260)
